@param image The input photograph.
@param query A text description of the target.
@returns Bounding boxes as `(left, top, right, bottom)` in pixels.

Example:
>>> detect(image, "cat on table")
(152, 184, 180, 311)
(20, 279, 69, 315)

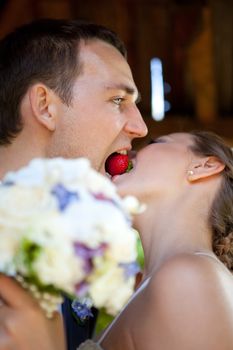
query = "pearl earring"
(187, 170, 194, 176)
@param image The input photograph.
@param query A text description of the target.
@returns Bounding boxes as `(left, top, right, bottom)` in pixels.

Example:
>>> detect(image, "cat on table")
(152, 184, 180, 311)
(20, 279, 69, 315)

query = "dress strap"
(78, 340, 104, 349)
(194, 251, 220, 263)
(97, 277, 151, 345)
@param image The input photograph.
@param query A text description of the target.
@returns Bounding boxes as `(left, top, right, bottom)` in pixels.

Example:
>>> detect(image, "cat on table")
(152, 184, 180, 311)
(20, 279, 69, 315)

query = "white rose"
(0, 186, 57, 226)
(84, 170, 117, 197)
(14, 214, 84, 292)
(106, 228, 137, 263)
(3, 159, 47, 186)
(122, 195, 147, 215)
(3, 157, 91, 188)
(0, 233, 19, 275)
(89, 264, 134, 315)
(33, 246, 84, 293)
(45, 157, 91, 186)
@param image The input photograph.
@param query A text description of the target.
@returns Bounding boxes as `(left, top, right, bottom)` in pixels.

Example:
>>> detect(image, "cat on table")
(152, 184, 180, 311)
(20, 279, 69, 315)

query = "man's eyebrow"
(105, 84, 141, 103)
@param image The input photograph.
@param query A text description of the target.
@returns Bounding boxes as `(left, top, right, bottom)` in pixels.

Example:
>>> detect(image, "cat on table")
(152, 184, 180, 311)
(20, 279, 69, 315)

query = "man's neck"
(0, 137, 46, 180)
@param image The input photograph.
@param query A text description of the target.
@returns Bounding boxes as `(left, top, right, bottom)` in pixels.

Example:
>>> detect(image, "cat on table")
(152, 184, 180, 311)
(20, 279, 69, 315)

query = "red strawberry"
(105, 153, 132, 176)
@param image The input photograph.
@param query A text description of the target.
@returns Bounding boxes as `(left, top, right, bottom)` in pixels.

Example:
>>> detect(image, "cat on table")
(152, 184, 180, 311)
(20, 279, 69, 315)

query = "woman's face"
(113, 133, 195, 201)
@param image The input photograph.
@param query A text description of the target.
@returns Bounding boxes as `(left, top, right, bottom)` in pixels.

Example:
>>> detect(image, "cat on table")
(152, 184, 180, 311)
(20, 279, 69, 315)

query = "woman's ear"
(28, 84, 57, 131)
(187, 156, 225, 182)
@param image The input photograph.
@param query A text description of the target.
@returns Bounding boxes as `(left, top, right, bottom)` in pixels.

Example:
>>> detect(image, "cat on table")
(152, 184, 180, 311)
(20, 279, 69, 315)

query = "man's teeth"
(117, 150, 127, 155)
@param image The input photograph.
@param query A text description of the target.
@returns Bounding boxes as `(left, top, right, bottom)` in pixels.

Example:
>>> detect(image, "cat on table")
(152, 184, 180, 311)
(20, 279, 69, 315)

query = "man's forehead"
(105, 83, 139, 98)
(78, 39, 132, 77)
(77, 40, 139, 98)
(79, 39, 124, 64)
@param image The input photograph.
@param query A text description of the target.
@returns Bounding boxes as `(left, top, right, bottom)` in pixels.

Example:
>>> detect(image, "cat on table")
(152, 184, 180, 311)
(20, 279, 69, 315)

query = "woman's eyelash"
(148, 139, 156, 145)
(148, 138, 165, 145)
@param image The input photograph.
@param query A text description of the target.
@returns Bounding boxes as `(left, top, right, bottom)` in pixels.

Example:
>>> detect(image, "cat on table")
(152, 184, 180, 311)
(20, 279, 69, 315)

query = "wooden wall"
(0, 0, 232, 142)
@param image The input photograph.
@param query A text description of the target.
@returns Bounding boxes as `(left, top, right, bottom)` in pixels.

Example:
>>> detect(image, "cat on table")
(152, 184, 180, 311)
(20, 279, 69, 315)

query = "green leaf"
(136, 236, 144, 269)
(14, 238, 61, 295)
(15, 238, 42, 275)
(94, 309, 114, 336)
(126, 160, 133, 172)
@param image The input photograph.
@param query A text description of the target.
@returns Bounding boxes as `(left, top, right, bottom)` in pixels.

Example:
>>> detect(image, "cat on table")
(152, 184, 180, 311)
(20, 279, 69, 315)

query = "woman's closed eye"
(148, 137, 167, 145)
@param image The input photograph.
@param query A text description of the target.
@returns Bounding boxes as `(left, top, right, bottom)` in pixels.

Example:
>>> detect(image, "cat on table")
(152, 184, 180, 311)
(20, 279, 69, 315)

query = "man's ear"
(187, 156, 225, 182)
(28, 84, 57, 131)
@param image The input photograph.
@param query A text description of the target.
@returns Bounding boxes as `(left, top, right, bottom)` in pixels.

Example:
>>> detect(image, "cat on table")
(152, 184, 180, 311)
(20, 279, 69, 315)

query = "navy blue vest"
(62, 297, 98, 350)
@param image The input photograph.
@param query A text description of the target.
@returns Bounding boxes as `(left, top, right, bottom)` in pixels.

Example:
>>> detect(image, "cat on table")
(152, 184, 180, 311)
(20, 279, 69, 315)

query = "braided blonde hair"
(190, 131, 233, 271)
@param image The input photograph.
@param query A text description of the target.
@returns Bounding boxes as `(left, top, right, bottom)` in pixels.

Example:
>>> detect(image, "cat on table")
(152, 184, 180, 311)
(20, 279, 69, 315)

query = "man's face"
(48, 39, 148, 174)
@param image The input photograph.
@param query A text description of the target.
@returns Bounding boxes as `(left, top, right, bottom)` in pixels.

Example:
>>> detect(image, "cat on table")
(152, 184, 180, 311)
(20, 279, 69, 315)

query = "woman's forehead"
(160, 132, 193, 144)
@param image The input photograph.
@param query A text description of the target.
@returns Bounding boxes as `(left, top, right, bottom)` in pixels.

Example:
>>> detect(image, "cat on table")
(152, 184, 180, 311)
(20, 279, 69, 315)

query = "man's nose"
(124, 106, 148, 138)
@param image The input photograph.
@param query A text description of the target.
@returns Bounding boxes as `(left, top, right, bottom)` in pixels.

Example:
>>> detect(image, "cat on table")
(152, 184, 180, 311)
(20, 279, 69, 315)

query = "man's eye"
(113, 97, 124, 106)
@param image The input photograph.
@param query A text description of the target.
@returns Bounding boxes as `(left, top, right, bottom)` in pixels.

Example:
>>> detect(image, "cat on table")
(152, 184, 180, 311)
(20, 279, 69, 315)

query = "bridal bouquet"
(0, 158, 144, 319)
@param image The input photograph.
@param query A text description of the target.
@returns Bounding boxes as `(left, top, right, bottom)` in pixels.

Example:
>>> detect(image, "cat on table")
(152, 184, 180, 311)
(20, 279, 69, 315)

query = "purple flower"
(92, 192, 113, 203)
(74, 242, 107, 259)
(3, 181, 14, 186)
(51, 183, 78, 211)
(74, 242, 108, 274)
(92, 192, 121, 211)
(75, 281, 89, 297)
(71, 299, 93, 322)
(119, 261, 141, 279)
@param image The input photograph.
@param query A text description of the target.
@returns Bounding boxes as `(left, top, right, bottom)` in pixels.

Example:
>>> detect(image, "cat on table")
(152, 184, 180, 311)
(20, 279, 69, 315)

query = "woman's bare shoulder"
(149, 252, 233, 295)
(133, 254, 233, 349)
